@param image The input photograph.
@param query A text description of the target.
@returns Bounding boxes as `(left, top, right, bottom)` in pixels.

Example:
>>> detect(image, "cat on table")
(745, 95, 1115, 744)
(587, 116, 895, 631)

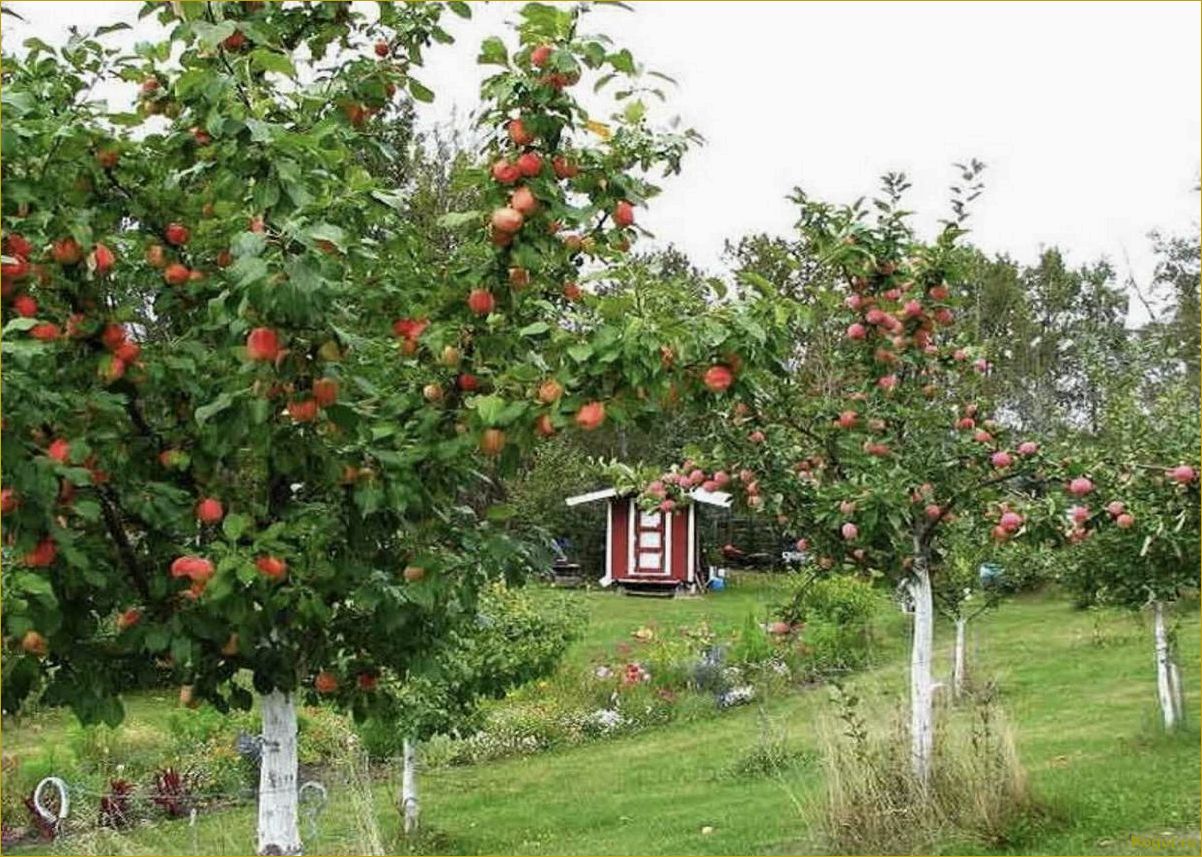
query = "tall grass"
(810, 685, 1045, 854)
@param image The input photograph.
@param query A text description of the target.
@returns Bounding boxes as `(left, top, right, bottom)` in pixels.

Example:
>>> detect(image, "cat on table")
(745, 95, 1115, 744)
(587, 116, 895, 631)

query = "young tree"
(1061, 377, 1199, 729)
(1, 3, 757, 850)
(369, 582, 581, 833)
(686, 171, 1084, 785)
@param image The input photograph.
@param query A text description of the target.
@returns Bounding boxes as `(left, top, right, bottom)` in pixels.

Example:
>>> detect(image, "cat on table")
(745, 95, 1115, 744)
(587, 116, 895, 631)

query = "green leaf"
(223, 513, 252, 542)
(436, 210, 481, 229)
(407, 78, 435, 103)
(250, 49, 296, 78)
(3, 317, 39, 334)
(567, 343, 593, 362)
(448, 1, 472, 17)
(519, 321, 550, 336)
(477, 36, 508, 66)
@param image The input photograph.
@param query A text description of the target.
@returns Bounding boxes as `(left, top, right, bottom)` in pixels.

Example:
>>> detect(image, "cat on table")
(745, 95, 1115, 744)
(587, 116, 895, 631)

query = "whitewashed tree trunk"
(908, 541, 935, 786)
(1169, 660, 1184, 724)
(257, 691, 302, 855)
(1153, 601, 1179, 730)
(401, 737, 419, 834)
(952, 614, 967, 699)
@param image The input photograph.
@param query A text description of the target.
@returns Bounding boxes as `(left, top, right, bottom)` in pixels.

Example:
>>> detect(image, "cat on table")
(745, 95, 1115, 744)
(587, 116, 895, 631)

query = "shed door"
(632, 509, 670, 576)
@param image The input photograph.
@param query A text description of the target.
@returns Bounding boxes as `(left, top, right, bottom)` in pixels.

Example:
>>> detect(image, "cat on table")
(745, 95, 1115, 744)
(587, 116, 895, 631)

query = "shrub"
(809, 687, 1044, 854)
(778, 575, 884, 680)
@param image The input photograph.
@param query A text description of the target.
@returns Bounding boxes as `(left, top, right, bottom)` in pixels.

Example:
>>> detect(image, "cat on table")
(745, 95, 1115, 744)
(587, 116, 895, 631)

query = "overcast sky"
(4, 1, 1199, 322)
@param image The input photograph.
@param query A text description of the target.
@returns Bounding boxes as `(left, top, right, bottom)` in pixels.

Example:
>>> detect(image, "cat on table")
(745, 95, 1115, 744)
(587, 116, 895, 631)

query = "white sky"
(3, 1, 1199, 322)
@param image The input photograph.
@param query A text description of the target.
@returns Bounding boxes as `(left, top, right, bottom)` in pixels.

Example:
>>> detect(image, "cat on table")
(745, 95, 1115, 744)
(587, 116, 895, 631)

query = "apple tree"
(0, 2, 748, 850)
(1059, 378, 1199, 729)
(683, 171, 1086, 785)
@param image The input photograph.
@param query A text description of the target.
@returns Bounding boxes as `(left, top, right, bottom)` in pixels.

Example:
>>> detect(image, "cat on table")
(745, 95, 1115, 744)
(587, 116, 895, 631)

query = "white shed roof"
(565, 486, 732, 509)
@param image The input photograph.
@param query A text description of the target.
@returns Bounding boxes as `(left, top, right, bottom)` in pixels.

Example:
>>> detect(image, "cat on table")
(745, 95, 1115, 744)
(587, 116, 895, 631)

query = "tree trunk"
(908, 540, 935, 786)
(1153, 601, 1179, 730)
(1169, 660, 1184, 725)
(257, 690, 302, 855)
(401, 737, 419, 834)
(952, 614, 967, 699)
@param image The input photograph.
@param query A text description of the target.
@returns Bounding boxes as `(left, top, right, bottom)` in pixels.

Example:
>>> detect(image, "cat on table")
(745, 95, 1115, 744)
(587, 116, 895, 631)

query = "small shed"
(564, 487, 732, 593)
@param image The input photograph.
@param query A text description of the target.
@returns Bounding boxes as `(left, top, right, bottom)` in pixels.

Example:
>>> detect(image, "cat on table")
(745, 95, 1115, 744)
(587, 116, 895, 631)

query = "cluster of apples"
(3, 232, 118, 343)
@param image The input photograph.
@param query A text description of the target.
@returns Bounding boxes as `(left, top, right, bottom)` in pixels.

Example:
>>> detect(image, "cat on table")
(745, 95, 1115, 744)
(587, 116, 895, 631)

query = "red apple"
(287, 399, 319, 423)
(164, 263, 191, 286)
(1116, 513, 1135, 529)
(575, 401, 606, 431)
(491, 207, 524, 233)
(196, 497, 224, 524)
(510, 186, 537, 215)
(374, 39, 389, 57)
(480, 428, 506, 456)
(314, 671, 338, 694)
(52, 237, 82, 265)
(467, 289, 495, 316)
(613, 200, 635, 228)
(491, 159, 520, 184)
(164, 222, 190, 246)
(246, 327, 280, 362)
(530, 43, 553, 68)
(516, 152, 542, 177)
(840, 522, 859, 541)
(30, 323, 62, 341)
(12, 294, 37, 318)
(552, 156, 579, 179)
(1067, 477, 1094, 497)
(256, 555, 288, 580)
(507, 118, 535, 146)
(312, 377, 339, 407)
(1169, 465, 1196, 485)
(703, 364, 734, 393)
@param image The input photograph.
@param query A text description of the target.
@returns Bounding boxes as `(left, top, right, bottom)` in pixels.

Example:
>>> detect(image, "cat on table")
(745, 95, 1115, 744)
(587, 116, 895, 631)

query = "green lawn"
(5, 576, 1199, 855)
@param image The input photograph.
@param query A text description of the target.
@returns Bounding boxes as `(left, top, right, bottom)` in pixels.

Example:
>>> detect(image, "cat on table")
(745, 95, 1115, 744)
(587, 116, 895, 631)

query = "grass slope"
(6, 578, 1199, 855)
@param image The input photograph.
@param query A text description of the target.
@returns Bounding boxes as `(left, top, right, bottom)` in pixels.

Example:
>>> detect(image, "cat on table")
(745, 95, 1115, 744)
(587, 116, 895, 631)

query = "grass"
(4, 575, 1199, 855)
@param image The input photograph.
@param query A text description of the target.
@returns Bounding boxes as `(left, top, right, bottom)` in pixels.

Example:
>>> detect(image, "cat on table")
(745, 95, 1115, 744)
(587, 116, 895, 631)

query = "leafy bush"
(778, 574, 885, 679)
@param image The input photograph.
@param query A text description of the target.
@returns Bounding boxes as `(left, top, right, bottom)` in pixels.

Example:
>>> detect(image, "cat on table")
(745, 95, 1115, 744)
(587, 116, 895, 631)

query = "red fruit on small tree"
(575, 401, 606, 431)
(91, 242, 116, 274)
(841, 522, 859, 541)
(479, 428, 506, 456)
(52, 237, 83, 265)
(1169, 465, 1196, 485)
(535, 414, 556, 437)
(287, 399, 319, 423)
(116, 608, 142, 631)
(552, 156, 579, 179)
(613, 200, 635, 228)
(510, 186, 537, 215)
(21, 631, 48, 657)
(1017, 440, 1039, 456)
(837, 410, 858, 429)
(991, 450, 1013, 469)
(24, 538, 57, 567)
(196, 497, 225, 524)
(314, 671, 338, 694)
(1, 488, 17, 515)
(491, 207, 524, 234)
(256, 555, 288, 581)
(164, 222, 190, 246)
(312, 378, 339, 407)
(1116, 513, 1135, 529)
(30, 323, 61, 341)
(703, 364, 734, 393)
(516, 152, 542, 177)
(507, 118, 534, 146)
(48, 438, 71, 463)
(847, 323, 866, 340)
(530, 43, 553, 68)
(1068, 477, 1094, 496)
(374, 40, 389, 57)
(246, 327, 281, 362)
(101, 323, 127, 351)
(537, 379, 564, 404)
(223, 30, 247, 51)
(164, 263, 191, 285)
(12, 294, 37, 318)
(562, 282, 582, 301)
(457, 373, 479, 392)
(491, 160, 520, 184)
(357, 673, 378, 691)
(467, 289, 496, 316)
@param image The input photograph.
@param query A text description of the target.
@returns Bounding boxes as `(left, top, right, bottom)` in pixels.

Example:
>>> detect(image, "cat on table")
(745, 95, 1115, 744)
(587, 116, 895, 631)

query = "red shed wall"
(670, 509, 690, 581)
(610, 498, 630, 580)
